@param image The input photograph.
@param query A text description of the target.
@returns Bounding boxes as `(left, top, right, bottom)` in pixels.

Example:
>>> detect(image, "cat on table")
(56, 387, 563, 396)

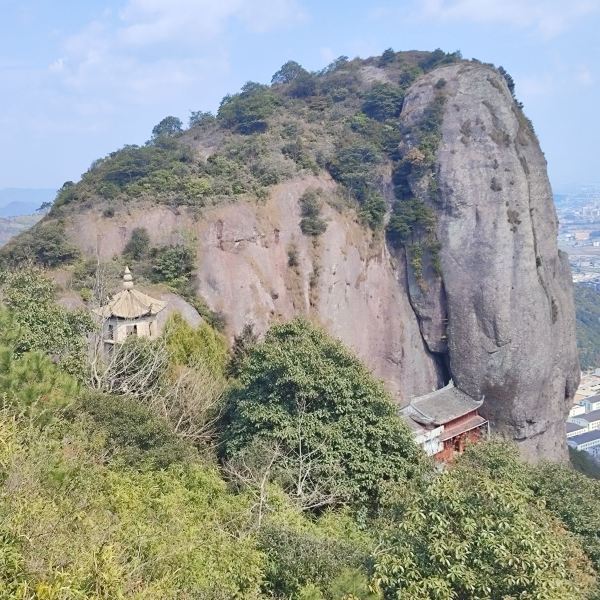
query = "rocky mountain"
(2, 50, 578, 461)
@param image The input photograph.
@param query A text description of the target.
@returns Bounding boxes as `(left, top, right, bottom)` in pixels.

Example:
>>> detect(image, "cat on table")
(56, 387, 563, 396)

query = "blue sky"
(1, 0, 599, 191)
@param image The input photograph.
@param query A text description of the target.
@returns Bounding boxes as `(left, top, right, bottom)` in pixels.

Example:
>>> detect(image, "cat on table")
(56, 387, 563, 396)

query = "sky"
(1, 0, 599, 192)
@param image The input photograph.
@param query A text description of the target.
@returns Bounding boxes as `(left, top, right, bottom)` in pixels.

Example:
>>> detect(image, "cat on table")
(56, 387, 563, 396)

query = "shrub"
(189, 110, 216, 128)
(327, 143, 381, 201)
(373, 446, 595, 599)
(1, 220, 80, 267)
(299, 189, 327, 236)
(227, 323, 258, 378)
(379, 48, 396, 66)
(77, 391, 191, 468)
(272, 60, 307, 84)
(218, 81, 279, 134)
(123, 227, 151, 260)
(150, 244, 195, 287)
(0, 410, 265, 598)
(386, 198, 436, 247)
(258, 511, 373, 598)
(362, 83, 404, 121)
(0, 346, 79, 418)
(0, 269, 92, 374)
(287, 244, 299, 268)
(360, 191, 387, 230)
(164, 313, 229, 378)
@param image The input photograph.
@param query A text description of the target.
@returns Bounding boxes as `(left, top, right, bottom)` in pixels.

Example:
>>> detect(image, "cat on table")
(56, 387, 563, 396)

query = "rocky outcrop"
(401, 63, 579, 461)
(59, 61, 578, 462)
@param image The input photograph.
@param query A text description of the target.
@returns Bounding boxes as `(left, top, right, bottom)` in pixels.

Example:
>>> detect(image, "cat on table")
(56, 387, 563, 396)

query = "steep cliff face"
(66, 175, 445, 401)
(400, 63, 579, 460)
(21, 58, 577, 461)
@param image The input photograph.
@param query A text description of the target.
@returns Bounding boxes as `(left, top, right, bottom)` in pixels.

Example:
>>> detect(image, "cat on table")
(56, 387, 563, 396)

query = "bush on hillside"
(362, 83, 404, 121)
(373, 443, 596, 599)
(152, 115, 183, 139)
(327, 143, 382, 201)
(123, 227, 151, 260)
(218, 81, 279, 134)
(77, 391, 191, 468)
(299, 189, 327, 236)
(0, 269, 92, 374)
(150, 244, 195, 288)
(1, 220, 80, 267)
(164, 313, 229, 379)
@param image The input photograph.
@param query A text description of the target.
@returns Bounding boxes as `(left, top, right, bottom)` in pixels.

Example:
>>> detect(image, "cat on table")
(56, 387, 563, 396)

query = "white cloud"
(575, 65, 594, 86)
(379, 0, 600, 38)
(48, 0, 305, 105)
(118, 0, 304, 45)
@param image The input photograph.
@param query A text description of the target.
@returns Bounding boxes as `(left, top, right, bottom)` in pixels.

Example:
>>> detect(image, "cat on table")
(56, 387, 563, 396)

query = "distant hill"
(0, 188, 55, 217)
(0, 213, 44, 247)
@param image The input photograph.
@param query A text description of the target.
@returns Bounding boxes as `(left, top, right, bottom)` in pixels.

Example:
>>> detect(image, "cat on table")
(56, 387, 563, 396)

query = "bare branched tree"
(150, 360, 225, 445)
(224, 442, 282, 531)
(88, 335, 170, 400)
(225, 435, 344, 530)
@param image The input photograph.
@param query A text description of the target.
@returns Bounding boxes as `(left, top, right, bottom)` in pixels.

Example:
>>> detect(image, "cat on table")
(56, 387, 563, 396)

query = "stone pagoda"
(94, 267, 167, 348)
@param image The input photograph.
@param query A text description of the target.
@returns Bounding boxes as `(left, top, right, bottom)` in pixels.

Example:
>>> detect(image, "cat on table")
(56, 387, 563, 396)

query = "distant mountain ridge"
(0, 188, 55, 217)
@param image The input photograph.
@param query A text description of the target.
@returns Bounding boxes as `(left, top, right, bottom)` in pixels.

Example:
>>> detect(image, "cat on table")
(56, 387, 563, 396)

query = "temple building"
(94, 267, 167, 348)
(401, 381, 489, 463)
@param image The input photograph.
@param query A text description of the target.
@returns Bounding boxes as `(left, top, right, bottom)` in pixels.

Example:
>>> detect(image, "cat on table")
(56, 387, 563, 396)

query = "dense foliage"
(222, 319, 429, 510)
(374, 443, 596, 599)
(0, 269, 92, 375)
(0, 269, 600, 597)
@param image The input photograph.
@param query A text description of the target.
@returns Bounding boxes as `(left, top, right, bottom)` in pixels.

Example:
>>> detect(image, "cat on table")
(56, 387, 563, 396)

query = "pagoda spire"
(123, 266, 134, 290)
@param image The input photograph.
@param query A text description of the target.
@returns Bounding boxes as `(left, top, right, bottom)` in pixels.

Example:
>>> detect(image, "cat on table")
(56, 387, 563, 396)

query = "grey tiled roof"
(404, 381, 483, 426)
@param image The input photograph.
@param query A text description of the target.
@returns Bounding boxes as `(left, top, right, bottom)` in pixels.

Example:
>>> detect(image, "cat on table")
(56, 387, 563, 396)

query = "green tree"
(150, 244, 195, 288)
(1, 220, 80, 267)
(327, 143, 382, 201)
(272, 60, 307, 84)
(164, 313, 229, 378)
(222, 319, 425, 510)
(218, 82, 279, 134)
(227, 323, 258, 378)
(531, 462, 600, 576)
(0, 346, 78, 418)
(123, 226, 151, 260)
(189, 110, 216, 128)
(0, 409, 266, 598)
(386, 198, 436, 247)
(359, 191, 386, 230)
(152, 115, 183, 138)
(0, 269, 92, 375)
(77, 391, 191, 468)
(362, 83, 404, 121)
(373, 443, 595, 599)
(378, 48, 395, 66)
